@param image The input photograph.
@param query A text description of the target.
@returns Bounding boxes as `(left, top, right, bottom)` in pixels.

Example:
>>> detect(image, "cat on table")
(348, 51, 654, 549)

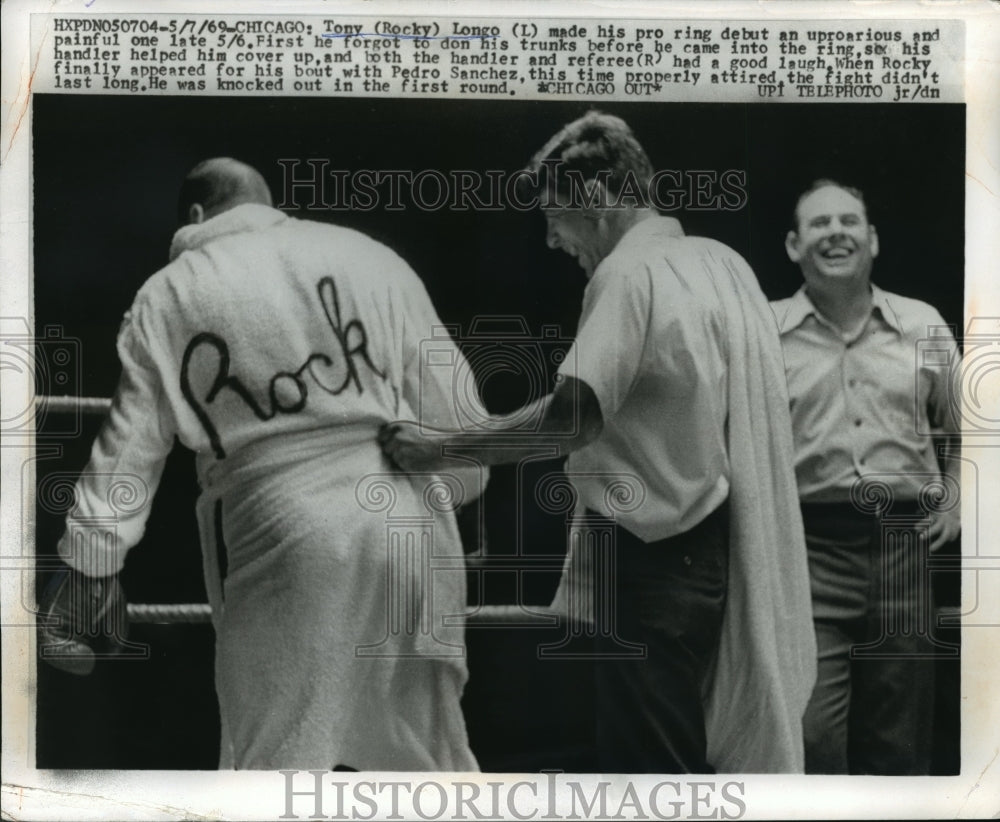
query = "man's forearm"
(439, 377, 603, 467)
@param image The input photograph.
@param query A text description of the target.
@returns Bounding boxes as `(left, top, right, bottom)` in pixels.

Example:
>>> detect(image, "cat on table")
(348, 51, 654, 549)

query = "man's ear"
(188, 203, 205, 225)
(868, 224, 879, 259)
(785, 229, 802, 263)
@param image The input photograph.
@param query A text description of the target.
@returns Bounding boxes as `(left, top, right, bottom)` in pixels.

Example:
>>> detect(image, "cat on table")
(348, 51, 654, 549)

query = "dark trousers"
(590, 502, 729, 773)
(801, 502, 935, 775)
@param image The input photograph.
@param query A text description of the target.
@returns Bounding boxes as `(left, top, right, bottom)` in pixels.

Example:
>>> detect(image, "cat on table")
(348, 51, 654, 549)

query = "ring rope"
(120, 601, 967, 625)
(36, 395, 112, 415)
(128, 603, 212, 623)
(126, 603, 560, 625)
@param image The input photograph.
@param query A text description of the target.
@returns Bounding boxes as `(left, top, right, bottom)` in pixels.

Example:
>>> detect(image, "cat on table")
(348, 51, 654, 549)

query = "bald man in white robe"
(45, 158, 486, 770)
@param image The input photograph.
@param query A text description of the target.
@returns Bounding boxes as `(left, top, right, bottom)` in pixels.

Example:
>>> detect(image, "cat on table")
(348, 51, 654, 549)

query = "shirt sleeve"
(56, 306, 177, 577)
(558, 262, 652, 420)
(923, 309, 961, 435)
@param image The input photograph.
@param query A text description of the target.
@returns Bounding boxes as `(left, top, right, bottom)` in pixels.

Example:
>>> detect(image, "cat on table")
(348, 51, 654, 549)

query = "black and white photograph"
(2, 2, 998, 820)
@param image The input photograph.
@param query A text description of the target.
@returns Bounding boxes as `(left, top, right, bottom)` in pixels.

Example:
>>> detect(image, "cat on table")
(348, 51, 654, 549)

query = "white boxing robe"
(57, 204, 486, 770)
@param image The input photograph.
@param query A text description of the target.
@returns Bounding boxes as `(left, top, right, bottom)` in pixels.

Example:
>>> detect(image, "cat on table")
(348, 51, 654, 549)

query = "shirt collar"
(169, 204, 289, 261)
(776, 288, 816, 335)
(618, 214, 685, 249)
(777, 283, 903, 336)
(870, 284, 904, 334)
(591, 214, 684, 281)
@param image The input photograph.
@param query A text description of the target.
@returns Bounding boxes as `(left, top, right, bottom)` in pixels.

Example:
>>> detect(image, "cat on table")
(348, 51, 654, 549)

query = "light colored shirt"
(770, 285, 959, 503)
(557, 216, 731, 542)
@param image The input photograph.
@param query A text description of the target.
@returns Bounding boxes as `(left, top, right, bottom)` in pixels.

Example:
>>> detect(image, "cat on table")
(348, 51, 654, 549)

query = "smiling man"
(382, 111, 817, 773)
(771, 180, 961, 774)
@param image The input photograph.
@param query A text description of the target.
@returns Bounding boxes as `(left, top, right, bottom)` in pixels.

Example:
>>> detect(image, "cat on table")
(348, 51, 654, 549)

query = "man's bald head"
(177, 158, 273, 225)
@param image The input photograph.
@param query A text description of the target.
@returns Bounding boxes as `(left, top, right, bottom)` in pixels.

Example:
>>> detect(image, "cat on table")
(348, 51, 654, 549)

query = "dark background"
(32, 95, 964, 771)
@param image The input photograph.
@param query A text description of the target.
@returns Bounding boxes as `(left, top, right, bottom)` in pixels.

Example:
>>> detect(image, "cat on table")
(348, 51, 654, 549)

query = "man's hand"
(38, 566, 129, 676)
(378, 421, 452, 472)
(923, 509, 961, 553)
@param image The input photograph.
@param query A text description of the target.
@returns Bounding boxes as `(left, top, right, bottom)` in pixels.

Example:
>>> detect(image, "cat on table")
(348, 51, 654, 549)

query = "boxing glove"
(38, 565, 129, 676)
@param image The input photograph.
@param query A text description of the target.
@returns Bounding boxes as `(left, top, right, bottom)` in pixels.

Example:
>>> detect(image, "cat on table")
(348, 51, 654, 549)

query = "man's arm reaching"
(379, 375, 603, 471)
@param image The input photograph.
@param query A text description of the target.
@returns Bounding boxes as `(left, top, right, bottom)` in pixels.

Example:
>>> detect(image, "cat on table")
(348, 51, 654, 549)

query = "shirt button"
(683, 555, 692, 566)
(854, 419, 862, 427)
(848, 378, 857, 388)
